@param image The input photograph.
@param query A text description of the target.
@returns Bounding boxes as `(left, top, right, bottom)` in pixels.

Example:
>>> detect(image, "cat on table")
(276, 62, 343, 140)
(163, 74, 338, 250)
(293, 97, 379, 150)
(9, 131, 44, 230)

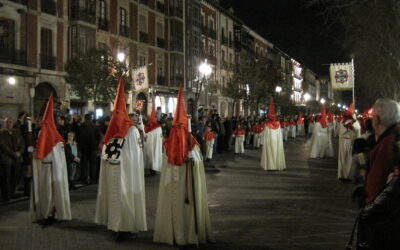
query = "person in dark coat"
(224, 117, 233, 151)
(0, 117, 25, 201)
(78, 114, 100, 184)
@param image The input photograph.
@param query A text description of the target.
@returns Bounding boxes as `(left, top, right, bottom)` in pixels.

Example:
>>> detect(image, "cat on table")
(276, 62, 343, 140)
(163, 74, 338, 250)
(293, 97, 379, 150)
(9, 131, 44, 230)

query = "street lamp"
(275, 86, 282, 93)
(199, 59, 212, 109)
(337, 103, 342, 108)
(7, 76, 16, 85)
(320, 98, 326, 104)
(199, 59, 212, 76)
(117, 52, 126, 62)
(303, 93, 311, 101)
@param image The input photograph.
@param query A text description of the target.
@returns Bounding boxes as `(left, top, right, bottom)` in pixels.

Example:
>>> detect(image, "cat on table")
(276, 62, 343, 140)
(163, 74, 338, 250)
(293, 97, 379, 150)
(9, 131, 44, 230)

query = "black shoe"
(115, 232, 131, 243)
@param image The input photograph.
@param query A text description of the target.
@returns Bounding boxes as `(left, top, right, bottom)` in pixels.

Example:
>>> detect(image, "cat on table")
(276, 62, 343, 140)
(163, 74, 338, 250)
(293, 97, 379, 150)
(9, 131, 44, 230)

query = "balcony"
(221, 35, 228, 46)
(156, 2, 165, 13)
(0, 48, 27, 66)
(41, 0, 56, 15)
(170, 40, 183, 52)
(139, 31, 149, 43)
(70, 5, 96, 24)
(229, 39, 234, 48)
(201, 26, 216, 40)
(170, 75, 184, 86)
(139, 0, 148, 5)
(169, 7, 183, 19)
(10, 0, 27, 5)
(98, 18, 108, 31)
(157, 75, 165, 85)
(157, 37, 165, 48)
(221, 61, 229, 70)
(40, 54, 56, 70)
(120, 25, 129, 37)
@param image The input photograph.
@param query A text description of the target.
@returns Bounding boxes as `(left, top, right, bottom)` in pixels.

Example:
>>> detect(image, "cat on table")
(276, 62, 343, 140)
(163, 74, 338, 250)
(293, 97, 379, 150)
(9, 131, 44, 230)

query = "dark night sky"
(219, 0, 349, 76)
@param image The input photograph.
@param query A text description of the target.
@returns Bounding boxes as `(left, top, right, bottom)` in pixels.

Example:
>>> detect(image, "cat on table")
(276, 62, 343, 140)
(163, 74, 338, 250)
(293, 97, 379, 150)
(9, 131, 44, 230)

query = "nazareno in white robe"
(308, 122, 314, 134)
(261, 125, 286, 171)
(337, 121, 361, 179)
(234, 134, 245, 153)
(289, 125, 296, 139)
(30, 142, 72, 221)
(154, 145, 215, 245)
(143, 126, 163, 172)
(281, 126, 288, 141)
(309, 122, 332, 158)
(95, 126, 147, 233)
(205, 139, 214, 159)
(297, 123, 305, 136)
(253, 132, 261, 148)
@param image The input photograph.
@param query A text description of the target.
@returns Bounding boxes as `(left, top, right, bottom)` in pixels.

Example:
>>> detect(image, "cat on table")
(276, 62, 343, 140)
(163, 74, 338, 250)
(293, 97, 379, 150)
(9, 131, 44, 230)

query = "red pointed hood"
(165, 86, 189, 166)
(36, 93, 65, 159)
(346, 101, 355, 116)
(103, 77, 134, 145)
(145, 104, 160, 133)
(267, 98, 275, 121)
(319, 104, 327, 128)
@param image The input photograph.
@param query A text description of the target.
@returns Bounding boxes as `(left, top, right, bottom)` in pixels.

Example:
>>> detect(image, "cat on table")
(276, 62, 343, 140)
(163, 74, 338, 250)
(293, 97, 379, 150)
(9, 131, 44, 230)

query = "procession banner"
(132, 66, 149, 91)
(329, 62, 354, 91)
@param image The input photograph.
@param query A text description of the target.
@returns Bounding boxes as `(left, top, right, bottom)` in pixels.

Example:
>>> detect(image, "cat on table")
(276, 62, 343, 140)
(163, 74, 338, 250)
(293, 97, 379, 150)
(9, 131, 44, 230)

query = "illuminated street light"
(199, 59, 212, 76)
(320, 98, 326, 104)
(303, 93, 311, 101)
(117, 52, 125, 62)
(337, 103, 342, 108)
(275, 86, 282, 93)
(7, 76, 16, 85)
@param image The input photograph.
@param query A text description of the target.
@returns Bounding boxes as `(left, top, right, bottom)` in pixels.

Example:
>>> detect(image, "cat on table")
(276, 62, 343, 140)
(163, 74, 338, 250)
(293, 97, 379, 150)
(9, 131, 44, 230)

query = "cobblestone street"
(0, 136, 357, 250)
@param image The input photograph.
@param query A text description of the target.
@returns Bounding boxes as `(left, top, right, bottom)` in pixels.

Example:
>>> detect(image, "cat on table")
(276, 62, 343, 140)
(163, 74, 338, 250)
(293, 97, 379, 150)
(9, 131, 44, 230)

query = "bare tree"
(306, 0, 400, 101)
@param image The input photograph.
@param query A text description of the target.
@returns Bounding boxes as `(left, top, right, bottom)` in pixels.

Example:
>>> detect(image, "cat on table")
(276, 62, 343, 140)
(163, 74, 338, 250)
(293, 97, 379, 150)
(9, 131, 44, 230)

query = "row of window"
(0, 18, 56, 69)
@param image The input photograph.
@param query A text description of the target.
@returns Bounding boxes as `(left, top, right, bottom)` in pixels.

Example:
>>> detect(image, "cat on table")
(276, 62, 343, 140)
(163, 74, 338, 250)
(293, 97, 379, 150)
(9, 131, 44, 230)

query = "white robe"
(30, 142, 72, 221)
(297, 123, 305, 136)
(253, 132, 261, 148)
(205, 139, 214, 159)
(154, 145, 215, 245)
(308, 122, 314, 134)
(289, 125, 296, 139)
(234, 135, 245, 153)
(337, 121, 360, 179)
(260, 130, 265, 146)
(309, 122, 332, 158)
(261, 126, 286, 171)
(282, 127, 288, 141)
(143, 127, 163, 172)
(95, 126, 147, 232)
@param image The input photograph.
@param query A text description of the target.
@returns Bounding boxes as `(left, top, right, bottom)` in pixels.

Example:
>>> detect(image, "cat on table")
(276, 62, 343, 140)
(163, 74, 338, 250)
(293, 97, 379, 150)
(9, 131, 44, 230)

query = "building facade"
(1, 0, 320, 119)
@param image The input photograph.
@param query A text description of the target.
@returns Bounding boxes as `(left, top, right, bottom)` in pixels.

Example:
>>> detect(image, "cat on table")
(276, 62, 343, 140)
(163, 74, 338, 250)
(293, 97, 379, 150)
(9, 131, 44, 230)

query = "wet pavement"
(0, 135, 357, 250)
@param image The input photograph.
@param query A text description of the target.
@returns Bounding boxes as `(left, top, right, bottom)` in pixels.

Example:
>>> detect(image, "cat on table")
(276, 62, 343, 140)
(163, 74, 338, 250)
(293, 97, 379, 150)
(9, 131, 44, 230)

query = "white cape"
(261, 126, 286, 171)
(143, 127, 163, 171)
(30, 142, 72, 221)
(309, 122, 332, 158)
(95, 126, 147, 232)
(154, 145, 214, 245)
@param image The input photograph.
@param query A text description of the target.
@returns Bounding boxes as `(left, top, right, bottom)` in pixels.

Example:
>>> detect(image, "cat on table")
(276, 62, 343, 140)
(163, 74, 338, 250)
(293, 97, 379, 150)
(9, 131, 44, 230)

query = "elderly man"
(0, 117, 25, 202)
(365, 99, 400, 203)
